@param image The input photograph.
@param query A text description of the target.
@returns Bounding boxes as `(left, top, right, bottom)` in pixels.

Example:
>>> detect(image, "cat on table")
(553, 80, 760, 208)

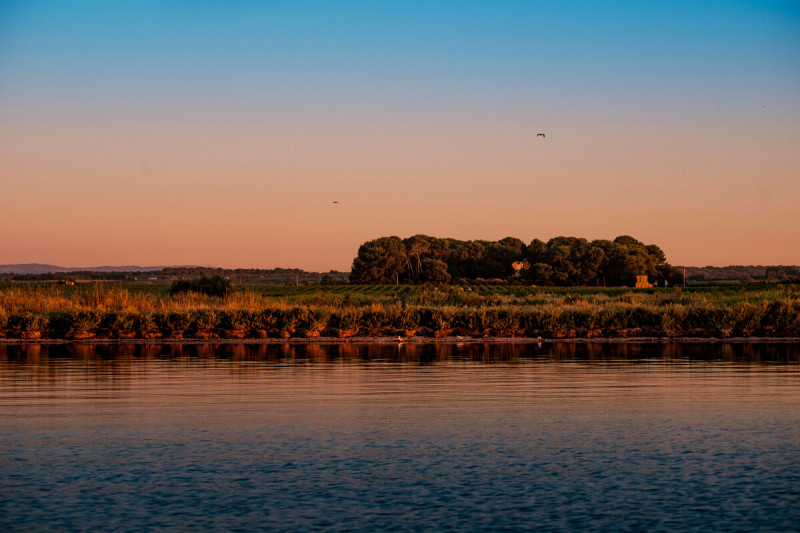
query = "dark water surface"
(1, 342, 799, 532)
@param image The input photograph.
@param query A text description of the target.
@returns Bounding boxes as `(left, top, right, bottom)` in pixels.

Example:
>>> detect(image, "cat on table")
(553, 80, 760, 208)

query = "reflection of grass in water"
(0, 283, 798, 337)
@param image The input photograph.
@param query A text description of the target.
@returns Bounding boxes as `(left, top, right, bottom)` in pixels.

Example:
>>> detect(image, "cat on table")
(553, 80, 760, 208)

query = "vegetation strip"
(1, 283, 798, 340)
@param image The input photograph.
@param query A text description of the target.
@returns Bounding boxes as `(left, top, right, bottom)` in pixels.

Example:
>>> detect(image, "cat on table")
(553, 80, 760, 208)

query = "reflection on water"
(1, 342, 799, 532)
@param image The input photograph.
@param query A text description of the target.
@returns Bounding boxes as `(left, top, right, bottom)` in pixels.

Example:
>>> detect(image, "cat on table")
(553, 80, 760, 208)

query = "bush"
(419, 307, 455, 330)
(485, 307, 520, 330)
(8, 312, 48, 332)
(762, 300, 800, 332)
(102, 311, 136, 331)
(218, 310, 253, 330)
(360, 308, 389, 329)
(389, 305, 419, 330)
(155, 312, 192, 330)
(290, 306, 330, 332)
(134, 313, 156, 331)
(329, 308, 361, 330)
(169, 275, 231, 298)
(453, 307, 486, 330)
(252, 309, 280, 330)
(189, 309, 218, 330)
(725, 301, 766, 332)
(67, 311, 101, 332)
(660, 305, 686, 332)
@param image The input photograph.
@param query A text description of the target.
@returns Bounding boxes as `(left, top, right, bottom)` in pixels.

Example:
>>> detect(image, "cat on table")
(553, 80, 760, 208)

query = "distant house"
(511, 260, 530, 277)
(635, 275, 653, 288)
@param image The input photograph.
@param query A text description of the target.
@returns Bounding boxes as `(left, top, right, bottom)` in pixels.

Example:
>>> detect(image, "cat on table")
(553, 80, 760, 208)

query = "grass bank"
(1, 283, 798, 340)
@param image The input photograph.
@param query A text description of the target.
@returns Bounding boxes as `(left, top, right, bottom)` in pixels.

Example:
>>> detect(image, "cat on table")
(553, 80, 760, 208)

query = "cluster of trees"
(681, 265, 800, 282)
(765, 266, 800, 281)
(350, 235, 685, 286)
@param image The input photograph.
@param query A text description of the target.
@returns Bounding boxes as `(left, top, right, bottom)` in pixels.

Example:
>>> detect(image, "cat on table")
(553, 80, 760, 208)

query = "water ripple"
(1, 342, 799, 532)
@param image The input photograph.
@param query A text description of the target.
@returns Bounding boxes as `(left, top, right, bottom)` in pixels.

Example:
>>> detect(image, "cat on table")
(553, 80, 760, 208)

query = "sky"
(1, 0, 799, 270)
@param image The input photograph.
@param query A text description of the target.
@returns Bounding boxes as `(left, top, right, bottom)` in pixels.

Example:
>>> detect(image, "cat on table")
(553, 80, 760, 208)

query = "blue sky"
(3, 0, 798, 119)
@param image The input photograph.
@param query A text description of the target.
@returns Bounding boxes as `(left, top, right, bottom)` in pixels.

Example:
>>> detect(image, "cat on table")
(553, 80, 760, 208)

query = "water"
(1, 342, 799, 532)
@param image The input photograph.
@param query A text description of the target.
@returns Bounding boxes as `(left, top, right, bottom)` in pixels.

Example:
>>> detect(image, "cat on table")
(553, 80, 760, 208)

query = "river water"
(1, 342, 799, 532)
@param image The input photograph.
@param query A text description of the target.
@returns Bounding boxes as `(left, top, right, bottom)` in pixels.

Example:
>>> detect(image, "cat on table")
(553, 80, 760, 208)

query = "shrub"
(190, 309, 218, 330)
(519, 307, 546, 330)
(329, 308, 361, 330)
(134, 313, 156, 331)
(291, 306, 330, 332)
(389, 305, 419, 330)
(484, 307, 520, 330)
(102, 311, 136, 331)
(360, 308, 389, 329)
(419, 307, 455, 330)
(252, 309, 280, 330)
(660, 305, 687, 332)
(275, 309, 297, 334)
(453, 307, 486, 330)
(169, 275, 231, 298)
(684, 305, 725, 330)
(67, 311, 101, 332)
(8, 312, 48, 332)
(155, 312, 192, 330)
(762, 300, 800, 332)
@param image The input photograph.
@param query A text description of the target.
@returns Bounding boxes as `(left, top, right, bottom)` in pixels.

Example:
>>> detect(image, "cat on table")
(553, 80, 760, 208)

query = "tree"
(527, 263, 554, 285)
(656, 264, 684, 286)
(580, 245, 606, 285)
(445, 240, 485, 280)
(349, 237, 407, 284)
(402, 236, 431, 281)
(420, 258, 451, 284)
(527, 239, 548, 264)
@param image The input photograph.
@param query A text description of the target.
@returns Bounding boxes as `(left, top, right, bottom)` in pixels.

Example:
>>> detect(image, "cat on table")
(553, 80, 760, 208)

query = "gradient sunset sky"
(2, 1, 798, 270)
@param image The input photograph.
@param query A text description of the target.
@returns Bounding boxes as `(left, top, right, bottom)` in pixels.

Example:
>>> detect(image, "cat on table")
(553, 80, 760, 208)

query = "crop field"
(1, 282, 798, 340)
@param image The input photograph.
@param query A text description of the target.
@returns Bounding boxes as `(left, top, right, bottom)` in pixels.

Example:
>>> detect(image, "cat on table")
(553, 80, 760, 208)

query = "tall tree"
(349, 237, 407, 284)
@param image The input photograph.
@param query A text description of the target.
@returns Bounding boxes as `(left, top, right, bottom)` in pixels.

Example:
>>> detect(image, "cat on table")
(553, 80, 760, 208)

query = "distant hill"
(0, 264, 191, 274)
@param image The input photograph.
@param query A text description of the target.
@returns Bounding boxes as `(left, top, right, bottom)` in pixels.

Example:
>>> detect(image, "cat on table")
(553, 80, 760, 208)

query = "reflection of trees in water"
(1, 342, 799, 382)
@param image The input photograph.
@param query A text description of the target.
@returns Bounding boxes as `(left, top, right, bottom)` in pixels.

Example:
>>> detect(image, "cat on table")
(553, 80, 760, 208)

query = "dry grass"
(1, 283, 798, 338)
(0, 285, 288, 314)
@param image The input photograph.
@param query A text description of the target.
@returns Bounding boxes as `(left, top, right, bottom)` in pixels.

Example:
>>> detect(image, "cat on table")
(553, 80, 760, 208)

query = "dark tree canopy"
(349, 234, 683, 286)
(350, 236, 407, 284)
(169, 275, 231, 298)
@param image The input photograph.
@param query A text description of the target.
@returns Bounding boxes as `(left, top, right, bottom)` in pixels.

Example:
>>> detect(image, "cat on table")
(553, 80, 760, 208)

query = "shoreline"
(2, 336, 799, 345)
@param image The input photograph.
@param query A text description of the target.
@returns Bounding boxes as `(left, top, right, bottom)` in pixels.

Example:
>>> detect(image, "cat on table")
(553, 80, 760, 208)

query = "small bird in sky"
(537, 133, 546, 138)
(332, 201, 339, 204)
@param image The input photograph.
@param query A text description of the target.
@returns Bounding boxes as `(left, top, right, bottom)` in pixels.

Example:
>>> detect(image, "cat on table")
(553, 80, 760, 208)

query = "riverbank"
(1, 283, 798, 341)
(2, 336, 800, 345)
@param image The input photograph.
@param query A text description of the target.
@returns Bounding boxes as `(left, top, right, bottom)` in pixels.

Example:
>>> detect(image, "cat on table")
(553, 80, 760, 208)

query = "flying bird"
(537, 133, 546, 138)
(333, 201, 339, 204)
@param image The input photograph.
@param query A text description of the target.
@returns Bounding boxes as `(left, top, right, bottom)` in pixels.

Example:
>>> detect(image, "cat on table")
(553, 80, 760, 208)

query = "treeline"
(683, 265, 800, 282)
(350, 235, 684, 286)
(0, 267, 349, 284)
